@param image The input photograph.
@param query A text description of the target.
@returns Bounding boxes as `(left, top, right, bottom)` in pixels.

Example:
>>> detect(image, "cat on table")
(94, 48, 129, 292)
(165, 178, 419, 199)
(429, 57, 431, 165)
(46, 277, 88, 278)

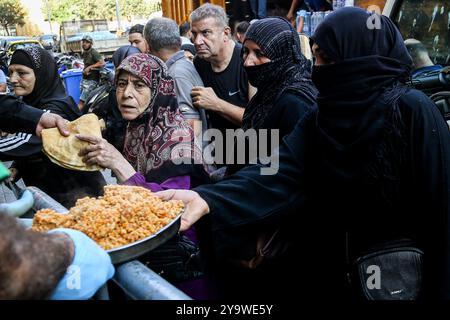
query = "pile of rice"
(32, 185, 183, 250)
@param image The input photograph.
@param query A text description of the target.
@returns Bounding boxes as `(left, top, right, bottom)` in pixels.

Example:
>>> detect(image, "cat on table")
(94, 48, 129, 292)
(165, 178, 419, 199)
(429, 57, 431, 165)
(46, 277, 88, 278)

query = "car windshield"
(394, 0, 450, 67)
(10, 43, 39, 51)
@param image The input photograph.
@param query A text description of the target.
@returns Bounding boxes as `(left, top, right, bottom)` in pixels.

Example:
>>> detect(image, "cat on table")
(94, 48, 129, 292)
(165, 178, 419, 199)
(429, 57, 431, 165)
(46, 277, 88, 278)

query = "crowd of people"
(0, 2, 449, 301)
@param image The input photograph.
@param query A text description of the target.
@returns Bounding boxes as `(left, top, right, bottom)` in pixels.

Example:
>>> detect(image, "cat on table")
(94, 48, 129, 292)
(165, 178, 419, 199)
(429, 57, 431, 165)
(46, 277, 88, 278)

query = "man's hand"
(287, 10, 296, 24)
(83, 66, 91, 76)
(191, 86, 221, 112)
(156, 189, 210, 231)
(287, 0, 300, 25)
(35, 113, 69, 137)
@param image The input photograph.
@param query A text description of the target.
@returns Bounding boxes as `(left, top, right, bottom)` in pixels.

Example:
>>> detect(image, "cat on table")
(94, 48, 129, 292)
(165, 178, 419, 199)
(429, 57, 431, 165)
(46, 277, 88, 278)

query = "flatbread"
(42, 114, 104, 171)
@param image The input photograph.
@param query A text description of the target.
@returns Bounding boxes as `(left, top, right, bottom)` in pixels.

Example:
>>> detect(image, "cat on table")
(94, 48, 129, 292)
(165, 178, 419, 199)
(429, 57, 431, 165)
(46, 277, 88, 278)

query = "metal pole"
(114, 261, 192, 300)
(115, 0, 122, 33)
(46, 0, 53, 33)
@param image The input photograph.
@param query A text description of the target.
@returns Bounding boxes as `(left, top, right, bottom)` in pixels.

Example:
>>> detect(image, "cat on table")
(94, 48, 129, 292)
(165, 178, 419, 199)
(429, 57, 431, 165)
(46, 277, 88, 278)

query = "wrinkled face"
(116, 70, 152, 121)
(191, 17, 229, 60)
(8, 64, 36, 96)
(128, 33, 148, 53)
(183, 50, 194, 63)
(82, 40, 92, 51)
(242, 40, 271, 66)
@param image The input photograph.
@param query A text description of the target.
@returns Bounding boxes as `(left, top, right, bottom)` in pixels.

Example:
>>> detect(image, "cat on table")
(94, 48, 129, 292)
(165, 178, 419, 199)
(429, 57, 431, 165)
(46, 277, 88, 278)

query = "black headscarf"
(310, 7, 413, 185)
(242, 17, 317, 130)
(10, 47, 80, 120)
(112, 45, 140, 69)
(6, 47, 105, 208)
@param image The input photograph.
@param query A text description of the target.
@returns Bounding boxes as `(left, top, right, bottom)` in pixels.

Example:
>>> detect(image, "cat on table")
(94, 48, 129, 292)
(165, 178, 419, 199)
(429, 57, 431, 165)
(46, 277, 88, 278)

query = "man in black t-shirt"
(191, 3, 256, 136)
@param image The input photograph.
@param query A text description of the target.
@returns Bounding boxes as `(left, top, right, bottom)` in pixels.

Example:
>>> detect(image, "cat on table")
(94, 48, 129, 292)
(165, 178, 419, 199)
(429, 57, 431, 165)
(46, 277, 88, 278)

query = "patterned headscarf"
(117, 53, 203, 182)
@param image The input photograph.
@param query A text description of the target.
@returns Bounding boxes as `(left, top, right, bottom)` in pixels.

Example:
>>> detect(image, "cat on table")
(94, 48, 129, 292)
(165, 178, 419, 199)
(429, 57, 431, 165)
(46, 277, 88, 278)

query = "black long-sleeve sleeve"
(194, 108, 313, 231)
(403, 91, 450, 299)
(0, 95, 43, 134)
(273, 91, 315, 138)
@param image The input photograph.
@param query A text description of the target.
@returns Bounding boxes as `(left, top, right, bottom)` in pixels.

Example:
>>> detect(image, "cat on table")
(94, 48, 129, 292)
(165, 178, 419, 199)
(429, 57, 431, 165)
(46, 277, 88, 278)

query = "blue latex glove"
(48, 228, 115, 300)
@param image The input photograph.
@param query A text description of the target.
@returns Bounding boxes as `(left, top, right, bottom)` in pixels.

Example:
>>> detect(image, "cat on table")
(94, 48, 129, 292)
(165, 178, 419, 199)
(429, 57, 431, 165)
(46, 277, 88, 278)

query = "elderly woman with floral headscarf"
(78, 53, 210, 297)
(77, 53, 208, 189)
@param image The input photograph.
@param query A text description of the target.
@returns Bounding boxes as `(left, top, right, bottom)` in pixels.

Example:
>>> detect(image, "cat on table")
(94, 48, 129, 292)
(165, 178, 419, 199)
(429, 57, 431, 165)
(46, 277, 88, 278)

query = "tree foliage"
(42, 0, 161, 23)
(0, 0, 27, 35)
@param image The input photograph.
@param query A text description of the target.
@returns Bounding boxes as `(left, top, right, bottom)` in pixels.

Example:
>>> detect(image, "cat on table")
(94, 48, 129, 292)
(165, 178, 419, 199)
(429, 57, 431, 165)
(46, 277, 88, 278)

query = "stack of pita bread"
(42, 114, 105, 171)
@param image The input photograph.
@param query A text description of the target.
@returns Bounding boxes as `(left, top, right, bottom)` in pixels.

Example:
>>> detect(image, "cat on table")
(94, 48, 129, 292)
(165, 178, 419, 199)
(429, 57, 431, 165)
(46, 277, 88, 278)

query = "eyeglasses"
(116, 79, 149, 93)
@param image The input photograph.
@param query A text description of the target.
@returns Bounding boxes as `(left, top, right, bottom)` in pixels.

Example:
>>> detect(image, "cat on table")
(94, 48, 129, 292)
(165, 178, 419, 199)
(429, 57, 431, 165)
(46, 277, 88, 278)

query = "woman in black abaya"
(1, 47, 105, 207)
(158, 8, 450, 300)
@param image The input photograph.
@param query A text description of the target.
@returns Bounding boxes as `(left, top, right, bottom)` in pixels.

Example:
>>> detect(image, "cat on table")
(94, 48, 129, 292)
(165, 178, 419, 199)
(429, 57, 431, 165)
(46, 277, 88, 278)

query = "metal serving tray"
(106, 213, 182, 264)
(20, 211, 182, 265)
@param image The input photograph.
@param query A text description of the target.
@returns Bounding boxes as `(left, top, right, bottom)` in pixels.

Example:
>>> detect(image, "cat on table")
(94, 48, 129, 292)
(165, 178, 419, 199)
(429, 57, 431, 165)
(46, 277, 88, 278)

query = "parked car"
(5, 39, 44, 57)
(0, 36, 29, 51)
(39, 34, 57, 51)
(0, 40, 43, 75)
(384, 0, 450, 124)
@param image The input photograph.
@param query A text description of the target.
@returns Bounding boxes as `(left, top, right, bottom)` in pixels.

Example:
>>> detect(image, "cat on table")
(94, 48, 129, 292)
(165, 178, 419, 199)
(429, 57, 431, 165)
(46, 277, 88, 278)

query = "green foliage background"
(42, 0, 161, 23)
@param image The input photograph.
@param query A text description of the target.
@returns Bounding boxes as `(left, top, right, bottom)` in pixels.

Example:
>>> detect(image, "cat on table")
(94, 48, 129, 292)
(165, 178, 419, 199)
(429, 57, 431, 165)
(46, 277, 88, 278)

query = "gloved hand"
(48, 228, 115, 300)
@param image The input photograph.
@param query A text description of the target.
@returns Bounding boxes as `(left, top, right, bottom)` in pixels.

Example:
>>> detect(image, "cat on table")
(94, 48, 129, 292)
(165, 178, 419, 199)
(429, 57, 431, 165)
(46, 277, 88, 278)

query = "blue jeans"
(249, 0, 267, 19)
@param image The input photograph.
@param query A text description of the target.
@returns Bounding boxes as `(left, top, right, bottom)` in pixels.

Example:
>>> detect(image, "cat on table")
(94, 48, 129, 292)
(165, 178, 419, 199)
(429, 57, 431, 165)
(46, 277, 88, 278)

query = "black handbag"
(139, 234, 204, 282)
(353, 240, 423, 300)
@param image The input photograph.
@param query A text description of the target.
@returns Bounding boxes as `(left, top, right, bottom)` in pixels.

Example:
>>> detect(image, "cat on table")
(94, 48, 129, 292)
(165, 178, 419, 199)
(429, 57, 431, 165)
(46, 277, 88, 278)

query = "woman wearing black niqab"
(241, 17, 317, 131)
(306, 7, 450, 300)
(194, 17, 317, 299)
(1, 46, 105, 208)
(226, 17, 317, 175)
(154, 7, 450, 300)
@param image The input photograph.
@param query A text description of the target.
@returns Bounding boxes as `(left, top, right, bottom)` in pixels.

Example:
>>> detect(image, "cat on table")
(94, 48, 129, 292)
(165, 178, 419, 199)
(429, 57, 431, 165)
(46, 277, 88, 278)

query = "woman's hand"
(156, 189, 210, 231)
(76, 134, 136, 182)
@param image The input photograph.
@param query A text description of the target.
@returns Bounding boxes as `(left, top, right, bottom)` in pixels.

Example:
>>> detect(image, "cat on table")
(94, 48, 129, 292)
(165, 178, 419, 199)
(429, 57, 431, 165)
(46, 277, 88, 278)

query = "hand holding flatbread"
(41, 114, 105, 171)
(77, 134, 137, 183)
